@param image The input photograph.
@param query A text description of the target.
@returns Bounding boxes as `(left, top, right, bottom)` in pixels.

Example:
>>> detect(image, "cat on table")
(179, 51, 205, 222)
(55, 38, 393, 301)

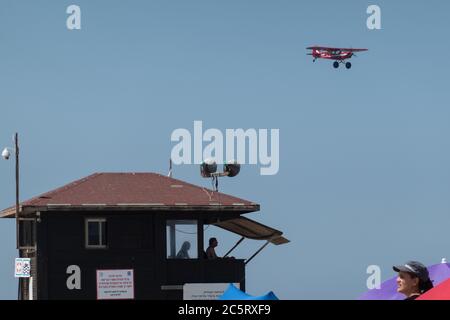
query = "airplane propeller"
(306, 53, 316, 62)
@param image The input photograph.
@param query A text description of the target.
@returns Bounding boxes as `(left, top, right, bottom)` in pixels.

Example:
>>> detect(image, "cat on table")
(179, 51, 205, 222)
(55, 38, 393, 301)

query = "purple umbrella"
(359, 259, 450, 300)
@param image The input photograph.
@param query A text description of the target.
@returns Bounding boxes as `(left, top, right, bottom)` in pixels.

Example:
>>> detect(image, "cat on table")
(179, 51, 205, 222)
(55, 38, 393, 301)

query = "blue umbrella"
(219, 283, 279, 300)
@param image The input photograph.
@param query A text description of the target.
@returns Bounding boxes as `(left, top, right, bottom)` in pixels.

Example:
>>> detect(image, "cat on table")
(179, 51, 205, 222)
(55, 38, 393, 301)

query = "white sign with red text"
(96, 269, 134, 300)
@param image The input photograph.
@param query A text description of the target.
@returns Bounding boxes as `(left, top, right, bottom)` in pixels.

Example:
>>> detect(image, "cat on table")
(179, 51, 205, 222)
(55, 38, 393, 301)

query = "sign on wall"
(183, 283, 240, 300)
(15, 258, 31, 278)
(96, 269, 134, 300)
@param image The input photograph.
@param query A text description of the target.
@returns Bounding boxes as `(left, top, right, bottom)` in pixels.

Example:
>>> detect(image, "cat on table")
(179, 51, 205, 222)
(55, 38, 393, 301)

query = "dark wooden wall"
(36, 211, 245, 300)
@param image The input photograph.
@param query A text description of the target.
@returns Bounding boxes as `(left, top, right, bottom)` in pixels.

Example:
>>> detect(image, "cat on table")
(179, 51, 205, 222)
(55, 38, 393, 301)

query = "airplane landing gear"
(332, 61, 352, 69)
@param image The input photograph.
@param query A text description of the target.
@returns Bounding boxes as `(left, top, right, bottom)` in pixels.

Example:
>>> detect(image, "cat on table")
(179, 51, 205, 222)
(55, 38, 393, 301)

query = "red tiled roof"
(0, 173, 259, 217)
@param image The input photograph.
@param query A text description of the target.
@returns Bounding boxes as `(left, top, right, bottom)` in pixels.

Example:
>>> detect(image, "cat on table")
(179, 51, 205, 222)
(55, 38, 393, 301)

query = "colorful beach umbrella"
(417, 278, 450, 300)
(359, 260, 450, 300)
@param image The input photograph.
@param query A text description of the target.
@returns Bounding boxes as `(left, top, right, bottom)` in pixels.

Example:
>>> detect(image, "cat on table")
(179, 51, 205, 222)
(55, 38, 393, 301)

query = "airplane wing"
(339, 48, 368, 52)
(306, 46, 340, 51)
(307, 46, 368, 52)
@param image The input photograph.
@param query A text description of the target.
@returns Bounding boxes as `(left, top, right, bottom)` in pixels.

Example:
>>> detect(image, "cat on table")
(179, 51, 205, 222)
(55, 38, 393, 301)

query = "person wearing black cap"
(393, 261, 434, 300)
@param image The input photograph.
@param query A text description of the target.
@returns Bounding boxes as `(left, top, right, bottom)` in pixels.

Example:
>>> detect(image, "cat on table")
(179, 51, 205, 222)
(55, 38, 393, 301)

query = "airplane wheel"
(345, 62, 352, 69)
(333, 61, 339, 69)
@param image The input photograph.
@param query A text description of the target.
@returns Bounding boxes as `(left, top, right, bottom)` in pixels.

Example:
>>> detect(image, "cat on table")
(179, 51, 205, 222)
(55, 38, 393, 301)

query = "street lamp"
(2, 132, 21, 300)
(2, 133, 19, 249)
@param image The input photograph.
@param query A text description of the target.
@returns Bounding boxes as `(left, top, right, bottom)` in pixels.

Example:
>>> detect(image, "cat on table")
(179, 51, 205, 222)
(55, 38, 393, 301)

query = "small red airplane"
(306, 46, 368, 69)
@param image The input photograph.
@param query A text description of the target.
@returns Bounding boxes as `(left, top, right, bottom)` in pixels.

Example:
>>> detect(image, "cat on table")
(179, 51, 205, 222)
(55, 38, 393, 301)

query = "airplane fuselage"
(311, 49, 353, 61)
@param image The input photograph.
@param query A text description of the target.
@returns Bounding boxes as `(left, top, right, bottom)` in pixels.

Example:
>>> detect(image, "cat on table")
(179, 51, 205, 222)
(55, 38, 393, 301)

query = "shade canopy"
(213, 217, 289, 245)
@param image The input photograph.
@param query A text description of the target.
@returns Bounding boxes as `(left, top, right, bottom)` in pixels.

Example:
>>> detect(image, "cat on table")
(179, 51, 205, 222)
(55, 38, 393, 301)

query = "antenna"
(168, 158, 173, 178)
(200, 159, 240, 191)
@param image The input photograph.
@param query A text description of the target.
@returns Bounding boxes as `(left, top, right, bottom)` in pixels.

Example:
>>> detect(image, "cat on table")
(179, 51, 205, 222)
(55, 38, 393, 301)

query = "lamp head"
(1, 148, 10, 160)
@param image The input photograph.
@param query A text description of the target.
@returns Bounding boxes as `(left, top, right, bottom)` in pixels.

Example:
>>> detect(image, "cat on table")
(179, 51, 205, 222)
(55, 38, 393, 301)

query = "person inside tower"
(176, 241, 191, 259)
(206, 237, 218, 259)
(205, 237, 234, 260)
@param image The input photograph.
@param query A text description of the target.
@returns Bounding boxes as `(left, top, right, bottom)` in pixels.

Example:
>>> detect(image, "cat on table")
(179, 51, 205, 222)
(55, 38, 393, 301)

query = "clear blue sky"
(1, 0, 449, 299)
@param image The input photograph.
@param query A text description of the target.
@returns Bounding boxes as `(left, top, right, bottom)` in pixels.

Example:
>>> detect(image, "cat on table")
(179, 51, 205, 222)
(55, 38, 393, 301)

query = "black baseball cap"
(393, 261, 430, 281)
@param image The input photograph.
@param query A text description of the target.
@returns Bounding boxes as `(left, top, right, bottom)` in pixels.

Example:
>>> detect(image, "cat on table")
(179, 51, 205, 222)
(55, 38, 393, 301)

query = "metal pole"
(15, 133, 21, 300)
(224, 236, 245, 258)
(245, 241, 270, 265)
(15, 133, 19, 249)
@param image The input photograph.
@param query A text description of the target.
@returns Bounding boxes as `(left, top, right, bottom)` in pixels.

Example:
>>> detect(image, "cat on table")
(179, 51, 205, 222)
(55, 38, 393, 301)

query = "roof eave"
(0, 204, 260, 218)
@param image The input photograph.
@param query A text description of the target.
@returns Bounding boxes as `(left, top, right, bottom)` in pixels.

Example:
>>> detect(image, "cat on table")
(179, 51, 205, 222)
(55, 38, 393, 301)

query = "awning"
(213, 217, 289, 245)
